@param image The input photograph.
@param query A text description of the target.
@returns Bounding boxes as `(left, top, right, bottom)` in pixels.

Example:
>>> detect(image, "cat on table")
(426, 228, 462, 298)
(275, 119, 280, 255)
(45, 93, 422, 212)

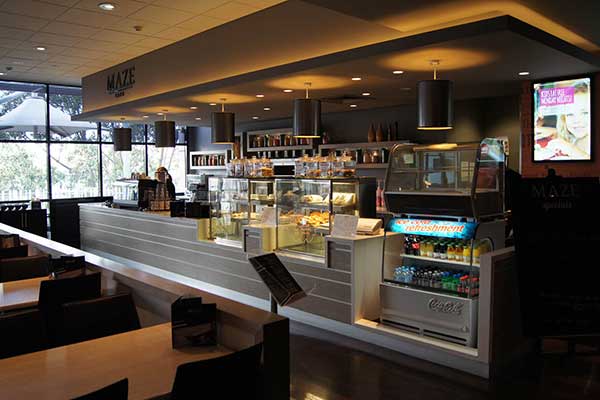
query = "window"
(50, 143, 100, 199)
(148, 146, 187, 193)
(0, 81, 47, 141)
(101, 144, 146, 196)
(49, 85, 98, 142)
(0, 143, 48, 201)
(101, 123, 146, 143)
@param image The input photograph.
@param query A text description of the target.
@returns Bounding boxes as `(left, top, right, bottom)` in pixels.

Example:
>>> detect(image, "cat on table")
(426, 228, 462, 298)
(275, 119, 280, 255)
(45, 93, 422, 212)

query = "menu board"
(249, 253, 306, 307)
(533, 76, 592, 162)
(513, 173, 600, 337)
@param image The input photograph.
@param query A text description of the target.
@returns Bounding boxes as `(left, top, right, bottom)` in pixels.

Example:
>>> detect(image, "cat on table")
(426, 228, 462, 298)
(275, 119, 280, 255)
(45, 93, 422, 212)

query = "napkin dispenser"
(171, 296, 217, 348)
(356, 218, 383, 235)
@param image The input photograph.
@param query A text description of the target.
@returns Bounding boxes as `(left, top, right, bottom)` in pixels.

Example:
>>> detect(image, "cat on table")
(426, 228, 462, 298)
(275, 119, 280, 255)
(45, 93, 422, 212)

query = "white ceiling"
(0, 0, 285, 85)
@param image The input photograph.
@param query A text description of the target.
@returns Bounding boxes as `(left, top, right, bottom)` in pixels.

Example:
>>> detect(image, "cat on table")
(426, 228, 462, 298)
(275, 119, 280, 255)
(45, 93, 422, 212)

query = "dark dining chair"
(166, 342, 263, 400)
(0, 254, 50, 283)
(38, 272, 102, 346)
(0, 309, 48, 359)
(71, 378, 128, 400)
(60, 293, 141, 346)
(0, 245, 28, 259)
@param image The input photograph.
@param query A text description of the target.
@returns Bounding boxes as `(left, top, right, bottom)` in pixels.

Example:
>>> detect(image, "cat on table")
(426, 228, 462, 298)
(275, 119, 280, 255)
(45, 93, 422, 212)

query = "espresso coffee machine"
(187, 174, 210, 203)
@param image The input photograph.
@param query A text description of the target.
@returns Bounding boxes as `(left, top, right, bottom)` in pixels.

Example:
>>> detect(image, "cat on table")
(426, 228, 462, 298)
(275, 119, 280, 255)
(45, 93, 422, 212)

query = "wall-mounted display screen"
(533, 76, 592, 162)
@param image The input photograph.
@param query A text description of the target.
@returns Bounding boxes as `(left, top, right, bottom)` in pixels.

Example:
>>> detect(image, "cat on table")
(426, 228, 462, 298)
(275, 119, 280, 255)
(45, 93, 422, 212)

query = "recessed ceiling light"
(12, 61, 23, 65)
(0, 72, 5, 76)
(157, 112, 164, 116)
(255, 94, 264, 98)
(35, 46, 46, 51)
(209, 103, 217, 106)
(349, 104, 357, 108)
(98, 2, 116, 11)
(252, 116, 259, 120)
(195, 117, 201, 121)
(518, 71, 530, 76)
(283, 89, 293, 93)
(351, 77, 361, 81)
(393, 70, 404, 75)
(142, 115, 148, 118)
(189, 106, 197, 110)
(362, 92, 371, 96)
(263, 107, 271, 111)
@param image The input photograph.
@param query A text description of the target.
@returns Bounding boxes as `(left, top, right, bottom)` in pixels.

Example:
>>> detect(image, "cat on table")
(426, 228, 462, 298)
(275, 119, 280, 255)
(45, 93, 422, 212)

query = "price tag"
(261, 207, 277, 226)
(331, 214, 359, 238)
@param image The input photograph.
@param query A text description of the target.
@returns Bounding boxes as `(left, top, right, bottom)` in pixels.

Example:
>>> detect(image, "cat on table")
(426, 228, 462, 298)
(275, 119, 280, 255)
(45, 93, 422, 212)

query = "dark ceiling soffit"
(74, 15, 600, 121)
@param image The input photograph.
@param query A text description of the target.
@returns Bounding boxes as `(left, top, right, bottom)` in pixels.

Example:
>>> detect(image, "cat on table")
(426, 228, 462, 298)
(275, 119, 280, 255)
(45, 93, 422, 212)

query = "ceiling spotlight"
(252, 116, 259, 120)
(157, 112, 164, 116)
(283, 89, 293, 93)
(393, 70, 404, 75)
(209, 103, 217, 106)
(349, 104, 357, 108)
(351, 77, 361, 81)
(518, 71, 530, 76)
(255, 94, 264, 98)
(98, 2, 116, 11)
(35, 46, 46, 51)
(195, 117, 201, 120)
(0, 72, 5, 76)
(263, 107, 271, 111)
(362, 92, 371, 96)
(142, 115, 148, 118)
(189, 106, 198, 110)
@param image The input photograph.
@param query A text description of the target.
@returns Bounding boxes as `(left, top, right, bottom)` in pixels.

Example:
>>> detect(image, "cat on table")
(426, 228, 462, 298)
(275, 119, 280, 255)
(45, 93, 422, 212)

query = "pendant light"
(155, 112, 176, 147)
(417, 60, 453, 130)
(211, 98, 235, 144)
(113, 118, 132, 151)
(293, 82, 321, 138)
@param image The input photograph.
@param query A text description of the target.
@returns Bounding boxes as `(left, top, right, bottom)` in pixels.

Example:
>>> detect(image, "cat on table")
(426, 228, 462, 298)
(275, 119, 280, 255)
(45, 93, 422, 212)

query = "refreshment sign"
(533, 76, 592, 161)
(386, 218, 477, 240)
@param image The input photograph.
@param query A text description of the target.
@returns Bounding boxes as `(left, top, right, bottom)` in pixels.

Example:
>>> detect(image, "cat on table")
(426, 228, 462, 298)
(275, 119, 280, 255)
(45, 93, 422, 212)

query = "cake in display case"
(384, 139, 505, 218)
(208, 177, 249, 245)
(275, 178, 375, 257)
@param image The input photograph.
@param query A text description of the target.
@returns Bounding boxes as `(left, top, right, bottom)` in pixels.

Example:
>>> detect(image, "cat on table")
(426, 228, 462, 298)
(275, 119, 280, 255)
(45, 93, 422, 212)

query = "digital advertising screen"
(533, 76, 592, 162)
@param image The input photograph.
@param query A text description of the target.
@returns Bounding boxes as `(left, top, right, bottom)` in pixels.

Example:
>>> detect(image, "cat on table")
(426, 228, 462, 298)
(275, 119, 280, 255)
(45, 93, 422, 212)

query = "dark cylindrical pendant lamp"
(113, 127, 132, 151)
(293, 98, 321, 138)
(211, 111, 235, 144)
(417, 79, 453, 130)
(155, 120, 176, 147)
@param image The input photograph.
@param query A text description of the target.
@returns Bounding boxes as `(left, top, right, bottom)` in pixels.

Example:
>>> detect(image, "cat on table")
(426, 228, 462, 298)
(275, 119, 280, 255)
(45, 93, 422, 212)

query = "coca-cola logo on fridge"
(428, 298, 464, 315)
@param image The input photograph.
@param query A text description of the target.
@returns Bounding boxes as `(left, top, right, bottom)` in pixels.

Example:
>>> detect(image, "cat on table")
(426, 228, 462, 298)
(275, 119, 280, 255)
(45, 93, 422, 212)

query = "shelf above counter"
(401, 254, 479, 268)
(356, 163, 388, 169)
(319, 140, 411, 152)
(190, 165, 227, 170)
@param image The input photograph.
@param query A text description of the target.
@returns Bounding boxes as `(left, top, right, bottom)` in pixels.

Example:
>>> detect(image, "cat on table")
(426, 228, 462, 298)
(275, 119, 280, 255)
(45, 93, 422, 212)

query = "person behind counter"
(156, 166, 177, 200)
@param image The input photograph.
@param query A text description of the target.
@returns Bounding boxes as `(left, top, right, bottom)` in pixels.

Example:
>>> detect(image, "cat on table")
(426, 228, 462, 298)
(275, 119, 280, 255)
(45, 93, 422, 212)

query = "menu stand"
(249, 253, 306, 315)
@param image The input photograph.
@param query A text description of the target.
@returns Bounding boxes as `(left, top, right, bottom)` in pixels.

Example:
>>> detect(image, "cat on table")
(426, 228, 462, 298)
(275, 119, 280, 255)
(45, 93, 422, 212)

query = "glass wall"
(0, 80, 188, 203)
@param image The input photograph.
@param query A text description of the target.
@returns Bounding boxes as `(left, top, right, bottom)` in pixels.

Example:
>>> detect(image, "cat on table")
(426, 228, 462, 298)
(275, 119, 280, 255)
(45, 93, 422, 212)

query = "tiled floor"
(290, 322, 600, 400)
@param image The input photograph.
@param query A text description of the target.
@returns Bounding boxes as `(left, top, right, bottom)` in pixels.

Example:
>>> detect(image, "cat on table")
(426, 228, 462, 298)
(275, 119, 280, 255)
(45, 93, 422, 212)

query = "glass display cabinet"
(380, 138, 507, 348)
(384, 139, 505, 218)
(274, 178, 361, 257)
(208, 177, 249, 245)
(249, 178, 275, 224)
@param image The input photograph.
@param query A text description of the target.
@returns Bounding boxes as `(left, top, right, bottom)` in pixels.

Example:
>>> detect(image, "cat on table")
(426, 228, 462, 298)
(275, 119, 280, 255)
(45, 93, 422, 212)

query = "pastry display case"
(274, 178, 375, 257)
(249, 178, 275, 224)
(384, 139, 505, 218)
(208, 177, 249, 245)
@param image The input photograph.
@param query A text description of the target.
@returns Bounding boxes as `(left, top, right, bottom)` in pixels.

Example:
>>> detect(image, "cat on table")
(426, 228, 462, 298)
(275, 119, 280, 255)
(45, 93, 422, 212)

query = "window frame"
(0, 79, 188, 203)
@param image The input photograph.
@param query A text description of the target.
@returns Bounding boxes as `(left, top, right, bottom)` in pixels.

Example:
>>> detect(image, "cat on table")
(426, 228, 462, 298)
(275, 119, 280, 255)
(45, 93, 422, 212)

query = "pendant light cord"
(430, 60, 440, 80)
(220, 98, 227, 112)
(304, 82, 311, 99)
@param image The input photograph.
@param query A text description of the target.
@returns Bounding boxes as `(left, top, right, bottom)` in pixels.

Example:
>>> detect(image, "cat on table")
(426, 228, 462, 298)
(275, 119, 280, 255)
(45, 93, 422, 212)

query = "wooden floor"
(290, 322, 600, 400)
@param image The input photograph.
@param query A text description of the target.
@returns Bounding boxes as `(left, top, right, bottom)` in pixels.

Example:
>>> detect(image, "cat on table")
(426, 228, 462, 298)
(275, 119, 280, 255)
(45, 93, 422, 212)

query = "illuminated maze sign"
(386, 218, 477, 240)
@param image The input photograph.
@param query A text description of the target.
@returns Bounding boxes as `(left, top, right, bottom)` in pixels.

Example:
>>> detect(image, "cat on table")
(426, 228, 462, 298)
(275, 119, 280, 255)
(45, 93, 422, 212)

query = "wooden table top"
(0, 323, 232, 399)
(0, 276, 47, 312)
